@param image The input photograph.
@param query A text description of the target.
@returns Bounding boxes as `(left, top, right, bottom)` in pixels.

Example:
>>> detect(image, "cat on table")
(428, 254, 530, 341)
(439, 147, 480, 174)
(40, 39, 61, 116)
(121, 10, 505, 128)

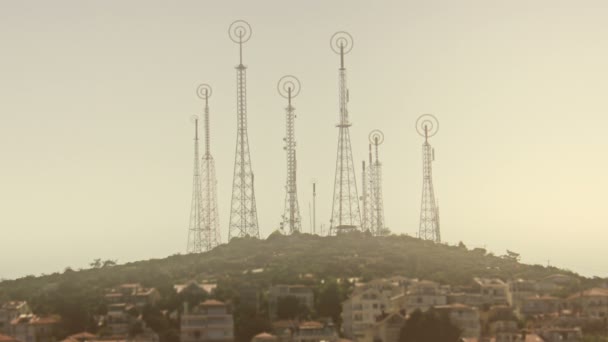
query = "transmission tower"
(329, 31, 361, 235)
(416, 114, 441, 243)
(227, 20, 260, 240)
(197, 84, 221, 251)
(187, 115, 204, 253)
(278, 76, 302, 234)
(361, 160, 369, 231)
(361, 144, 373, 232)
(369, 130, 386, 236)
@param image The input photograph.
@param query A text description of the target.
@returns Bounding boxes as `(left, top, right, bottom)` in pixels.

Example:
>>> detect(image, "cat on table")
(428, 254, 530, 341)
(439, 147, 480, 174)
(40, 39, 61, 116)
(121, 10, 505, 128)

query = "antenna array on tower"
(227, 20, 260, 240)
(278, 75, 302, 234)
(416, 114, 441, 243)
(198, 84, 221, 251)
(183, 22, 447, 247)
(329, 31, 362, 235)
(369, 130, 386, 236)
(187, 115, 204, 253)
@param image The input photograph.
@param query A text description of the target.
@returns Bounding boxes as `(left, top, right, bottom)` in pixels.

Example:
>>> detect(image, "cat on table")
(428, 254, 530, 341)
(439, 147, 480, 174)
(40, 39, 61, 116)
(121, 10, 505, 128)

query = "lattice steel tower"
(329, 31, 361, 235)
(228, 20, 260, 239)
(361, 144, 373, 232)
(197, 84, 221, 251)
(369, 130, 386, 236)
(187, 115, 204, 253)
(416, 114, 441, 243)
(278, 76, 302, 234)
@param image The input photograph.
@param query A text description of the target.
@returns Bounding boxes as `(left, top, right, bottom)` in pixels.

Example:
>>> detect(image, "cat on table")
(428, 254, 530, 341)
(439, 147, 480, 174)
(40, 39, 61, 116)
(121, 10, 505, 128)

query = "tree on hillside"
(399, 309, 461, 342)
(276, 296, 309, 320)
(316, 281, 344, 325)
(234, 303, 272, 342)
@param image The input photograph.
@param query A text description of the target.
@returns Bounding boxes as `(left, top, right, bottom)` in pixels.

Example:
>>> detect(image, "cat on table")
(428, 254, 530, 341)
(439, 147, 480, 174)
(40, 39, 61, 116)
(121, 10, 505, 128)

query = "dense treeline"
(0, 232, 596, 340)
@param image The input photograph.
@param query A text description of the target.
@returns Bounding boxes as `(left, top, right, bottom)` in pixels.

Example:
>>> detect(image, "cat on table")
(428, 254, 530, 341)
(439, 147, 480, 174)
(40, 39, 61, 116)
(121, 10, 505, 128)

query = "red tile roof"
(299, 321, 323, 329)
(567, 288, 608, 300)
(0, 334, 21, 342)
(30, 315, 61, 325)
(66, 332, 97, 340)
(200, 299, 224, 306)
(253, 333, 276, 340)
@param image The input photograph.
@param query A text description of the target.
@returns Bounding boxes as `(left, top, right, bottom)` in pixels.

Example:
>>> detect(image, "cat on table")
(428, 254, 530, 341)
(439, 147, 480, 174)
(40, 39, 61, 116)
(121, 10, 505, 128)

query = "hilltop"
(0, 232, 596, 338)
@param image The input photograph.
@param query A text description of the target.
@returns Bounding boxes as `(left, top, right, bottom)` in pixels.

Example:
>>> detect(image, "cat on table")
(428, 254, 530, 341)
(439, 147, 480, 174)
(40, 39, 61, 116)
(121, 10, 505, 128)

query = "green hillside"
(0, 232, 595, 340)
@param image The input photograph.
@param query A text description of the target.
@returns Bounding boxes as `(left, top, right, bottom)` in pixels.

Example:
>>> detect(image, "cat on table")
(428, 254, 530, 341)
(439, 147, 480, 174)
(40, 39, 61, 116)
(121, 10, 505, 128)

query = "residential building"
(174, 282, 217, 297)
(536, 275, 573, 294)
(268, 286, 314, 320)
(539, 328, 581, 342)
(10, 314, 61, 342)
(293, 321, 338, 342)
(361, 312, 405, 342)
(388, 294, 406, 313)
(447, 293, 484, 308)
(508, 279, 538, 309)
(0, 334, 21, 342)
(435, 304, 481, 339)
(104, 284, 160, 309)
(341, 288, 390, 340)
(404, 280, 447, 312)
(103, 303, 139, 336)
(566, 288, 608, 318)
(521, 296, 560, 316)
(61, 332, 98, 342)
(489, 333, 546, 342)
(0, 302, 31, 335)
(488, 320, 519, 342)
(271, 320, 297, 342)
(353, 279, 404, 300)
(473, 278, 511, 306)
(180, 300, 234, 342)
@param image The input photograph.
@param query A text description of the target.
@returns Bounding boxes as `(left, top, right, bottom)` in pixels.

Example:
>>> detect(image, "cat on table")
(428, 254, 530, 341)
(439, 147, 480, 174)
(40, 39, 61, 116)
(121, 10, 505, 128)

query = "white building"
(361, 312, 405, 342)
(474, 278, 512, 306)
(0, 301, 31, 335)
(404, 280, 447, 312)
(341, 288, 390, 340)
(180, 300, 234, 342)
(10, 314, 61, 342)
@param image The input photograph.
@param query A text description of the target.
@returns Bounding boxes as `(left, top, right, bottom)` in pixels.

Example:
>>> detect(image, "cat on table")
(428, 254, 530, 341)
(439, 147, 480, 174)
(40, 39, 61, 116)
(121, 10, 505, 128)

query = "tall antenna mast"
(196, 84, 221, 251)
(227, 20, 260, 240)
(416, 114, 441, 243)
(278, 75, 302, 234)
(329, 31, 362, 235)
(187, 116, 204, 253)
(312, 181, 317, 235)
(369, 130, 386, 236)
(361, 144, 375, 232)
(361, 160, 369, 231)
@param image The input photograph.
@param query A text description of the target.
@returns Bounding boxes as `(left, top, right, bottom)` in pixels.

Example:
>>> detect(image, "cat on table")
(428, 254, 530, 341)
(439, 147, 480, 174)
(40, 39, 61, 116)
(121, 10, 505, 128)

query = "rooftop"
(567, 288, 608, 300)
(0, 334, 21, 342)
(200, 299, 225, 307)
(253, 333, 277, 340)
(299, 321, 323, 329)
(1, 301, 27, 310)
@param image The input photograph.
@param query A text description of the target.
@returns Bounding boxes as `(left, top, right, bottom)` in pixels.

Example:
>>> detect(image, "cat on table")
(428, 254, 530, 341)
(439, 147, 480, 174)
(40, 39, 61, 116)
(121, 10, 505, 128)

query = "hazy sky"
(2, 0, 608, 280)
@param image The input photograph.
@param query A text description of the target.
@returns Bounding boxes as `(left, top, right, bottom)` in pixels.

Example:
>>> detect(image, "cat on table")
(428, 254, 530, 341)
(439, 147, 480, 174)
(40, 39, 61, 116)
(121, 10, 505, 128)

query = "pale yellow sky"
(2, 0, 608, 279)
